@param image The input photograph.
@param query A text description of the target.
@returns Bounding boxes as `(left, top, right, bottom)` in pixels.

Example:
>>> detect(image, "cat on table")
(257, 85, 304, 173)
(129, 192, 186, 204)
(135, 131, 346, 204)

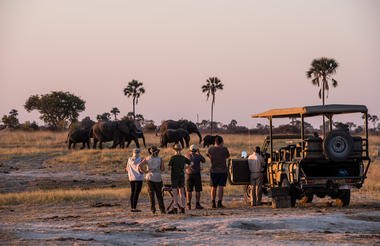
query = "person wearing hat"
(138, 146, 166, 215)
(168, 144, 192, 214)
(126, 148, 144, 212)
(184, 144, 205, 210)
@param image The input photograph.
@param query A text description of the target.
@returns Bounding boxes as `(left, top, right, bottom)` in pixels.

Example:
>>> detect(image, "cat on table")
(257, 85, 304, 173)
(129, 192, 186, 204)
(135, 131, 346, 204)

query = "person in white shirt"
(248, 146, 265, 206)
(126, 148, 144, 212)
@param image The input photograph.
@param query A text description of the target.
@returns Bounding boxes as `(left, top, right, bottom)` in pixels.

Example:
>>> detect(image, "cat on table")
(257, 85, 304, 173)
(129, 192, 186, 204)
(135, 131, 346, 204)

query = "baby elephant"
(160, 128, 190, 148)
(203, 135, 221, 148)
(67, 128, 91, 149)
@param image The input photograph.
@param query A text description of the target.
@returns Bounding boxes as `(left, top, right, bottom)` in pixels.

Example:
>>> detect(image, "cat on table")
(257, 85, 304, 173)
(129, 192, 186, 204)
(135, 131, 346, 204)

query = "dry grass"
(0, 131, 378, 205)
(0, 188, 131, 206)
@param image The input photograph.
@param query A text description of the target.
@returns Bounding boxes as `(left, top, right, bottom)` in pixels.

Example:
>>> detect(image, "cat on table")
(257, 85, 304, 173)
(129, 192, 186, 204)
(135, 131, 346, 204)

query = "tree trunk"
(322, 79, 326, 137)
(133, 97, 136, 120)
(211, 96, 214, 135)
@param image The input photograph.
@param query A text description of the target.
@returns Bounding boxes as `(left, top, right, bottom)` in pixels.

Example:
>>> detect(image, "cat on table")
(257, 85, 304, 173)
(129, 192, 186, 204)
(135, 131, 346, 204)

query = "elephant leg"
(126, 139, 132, 148)
(80, 142, 85, 149)
(86, 140, 90, 149)
(99, 141, 103, 150)
(134, 138, 140, 148)
(73, 143, 76, 149)
(93, 139, 98, 149)
(68, 140, 72, 150)
(179, 139, 185, 148)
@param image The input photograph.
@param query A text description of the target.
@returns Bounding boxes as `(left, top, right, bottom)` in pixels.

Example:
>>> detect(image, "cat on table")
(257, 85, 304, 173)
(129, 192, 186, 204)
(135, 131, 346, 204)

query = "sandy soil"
(1, 154, 379, 245)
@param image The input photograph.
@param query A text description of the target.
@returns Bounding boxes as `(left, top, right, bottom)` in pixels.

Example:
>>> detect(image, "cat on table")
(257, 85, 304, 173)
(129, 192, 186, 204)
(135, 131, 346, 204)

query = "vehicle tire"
(243, 185, 251, 205)
(336, 189, 350, 207)
(323, 130, 353, 162)
(299, 194, 313, 203)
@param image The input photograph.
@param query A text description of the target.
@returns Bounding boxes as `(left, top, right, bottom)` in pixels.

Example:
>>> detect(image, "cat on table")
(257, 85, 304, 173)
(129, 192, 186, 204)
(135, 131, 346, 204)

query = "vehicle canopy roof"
(251, 104, 368, 119)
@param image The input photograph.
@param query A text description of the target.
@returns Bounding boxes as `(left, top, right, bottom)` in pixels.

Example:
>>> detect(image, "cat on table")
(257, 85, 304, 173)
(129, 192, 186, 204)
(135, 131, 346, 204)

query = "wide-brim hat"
(148, 146, 160, 155)
(189, 144, 198, 152)
(172, 144, 182, 151)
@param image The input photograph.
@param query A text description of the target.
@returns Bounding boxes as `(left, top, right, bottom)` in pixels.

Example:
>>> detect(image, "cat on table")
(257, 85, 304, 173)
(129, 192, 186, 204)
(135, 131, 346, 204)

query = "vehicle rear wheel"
(336, 189, 350, 207)
(243, 185, 251, 205)
(299, 194, 313, 203)
(323, 130, 353, 161)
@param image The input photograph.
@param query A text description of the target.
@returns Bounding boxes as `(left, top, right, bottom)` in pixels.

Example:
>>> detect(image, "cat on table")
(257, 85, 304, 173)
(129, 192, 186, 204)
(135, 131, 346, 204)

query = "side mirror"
(241, 151, 247, 158)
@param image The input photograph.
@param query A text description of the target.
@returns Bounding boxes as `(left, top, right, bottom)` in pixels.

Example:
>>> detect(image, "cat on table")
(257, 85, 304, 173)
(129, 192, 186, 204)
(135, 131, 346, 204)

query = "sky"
(1, 0, 379, 128)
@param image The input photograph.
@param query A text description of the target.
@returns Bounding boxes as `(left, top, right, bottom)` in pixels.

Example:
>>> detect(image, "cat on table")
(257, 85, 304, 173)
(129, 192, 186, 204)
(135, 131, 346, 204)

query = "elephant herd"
(66, 119, 206, 150)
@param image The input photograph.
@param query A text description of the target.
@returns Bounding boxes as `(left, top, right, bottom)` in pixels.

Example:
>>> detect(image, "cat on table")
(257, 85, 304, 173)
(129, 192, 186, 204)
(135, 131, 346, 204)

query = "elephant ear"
(118, 121, 130, 135)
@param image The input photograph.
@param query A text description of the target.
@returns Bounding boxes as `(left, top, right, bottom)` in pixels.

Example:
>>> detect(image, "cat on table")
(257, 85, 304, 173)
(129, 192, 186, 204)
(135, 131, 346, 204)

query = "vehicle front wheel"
(336, 189, 350, 207)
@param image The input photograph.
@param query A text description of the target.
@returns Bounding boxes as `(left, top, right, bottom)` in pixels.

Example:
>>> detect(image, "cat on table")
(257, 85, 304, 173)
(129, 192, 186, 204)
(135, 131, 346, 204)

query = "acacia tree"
(123, 80, 145, 119)
(306, 57, 339, 136)
(110, 107, 120, 120)
(201, 77, 224, 135)
(24, 91, 85, 129)
(2, 109, 19, 128)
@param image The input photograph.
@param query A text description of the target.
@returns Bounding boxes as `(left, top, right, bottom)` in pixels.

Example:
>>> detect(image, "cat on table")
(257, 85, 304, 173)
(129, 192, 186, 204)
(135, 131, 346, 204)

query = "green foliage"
(123, 80, 145, 119)
(201, 77, 224, 134)
(2, 109, 19, 128)
(24, 91, 85, 129)
(20, 121, 39, 131)
(110, 107, 120, 120)
(96, 112, 111, 122)
(306, 57, 339, 103)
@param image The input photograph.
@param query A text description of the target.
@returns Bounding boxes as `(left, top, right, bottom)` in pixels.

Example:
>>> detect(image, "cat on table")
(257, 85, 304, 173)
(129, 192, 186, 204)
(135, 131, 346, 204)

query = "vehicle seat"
(304, 136, 324, 159)
(350, 136, 363, 158)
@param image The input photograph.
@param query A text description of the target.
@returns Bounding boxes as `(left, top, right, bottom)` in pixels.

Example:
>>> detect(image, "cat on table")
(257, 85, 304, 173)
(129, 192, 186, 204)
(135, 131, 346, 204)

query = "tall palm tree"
(110, 107, 120, 120)
(123, 80, 145, 120)
(306, 57, 339, 136)
(202, 77, 224, 135)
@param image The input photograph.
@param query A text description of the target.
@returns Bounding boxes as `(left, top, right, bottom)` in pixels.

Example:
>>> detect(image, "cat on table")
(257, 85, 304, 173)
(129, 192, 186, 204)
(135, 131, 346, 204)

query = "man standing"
(185, 144, 205, 210)
(207, 136, 230, 208)
(248, 146, 265, 206)
(168, 144, 191, 214)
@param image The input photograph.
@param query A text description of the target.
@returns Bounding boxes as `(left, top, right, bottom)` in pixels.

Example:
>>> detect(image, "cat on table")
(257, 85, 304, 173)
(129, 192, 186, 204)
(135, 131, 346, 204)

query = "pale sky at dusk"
(1, 0, 379, 127)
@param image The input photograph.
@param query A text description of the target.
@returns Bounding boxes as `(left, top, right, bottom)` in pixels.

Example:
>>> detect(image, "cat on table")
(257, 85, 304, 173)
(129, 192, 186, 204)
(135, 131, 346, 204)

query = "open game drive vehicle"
(228, 104, 371, 208)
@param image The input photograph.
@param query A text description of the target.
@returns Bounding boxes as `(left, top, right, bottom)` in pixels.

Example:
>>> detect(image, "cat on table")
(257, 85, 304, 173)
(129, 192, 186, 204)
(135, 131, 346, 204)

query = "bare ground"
(0, 146, 379, 245)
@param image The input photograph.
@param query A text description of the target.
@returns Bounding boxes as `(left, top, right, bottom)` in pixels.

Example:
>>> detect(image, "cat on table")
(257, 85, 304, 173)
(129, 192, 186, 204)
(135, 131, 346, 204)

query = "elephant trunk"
(141, 133, 146, 147)
(196, 130, 202, 144)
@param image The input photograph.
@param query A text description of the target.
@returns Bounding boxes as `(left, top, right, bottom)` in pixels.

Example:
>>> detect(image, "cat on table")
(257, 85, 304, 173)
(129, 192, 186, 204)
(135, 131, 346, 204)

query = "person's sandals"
(180, 207, 185, 214)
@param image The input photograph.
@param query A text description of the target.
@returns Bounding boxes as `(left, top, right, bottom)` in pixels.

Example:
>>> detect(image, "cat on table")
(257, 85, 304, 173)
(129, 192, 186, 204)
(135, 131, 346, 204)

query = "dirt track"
(1, 154, 380, 245)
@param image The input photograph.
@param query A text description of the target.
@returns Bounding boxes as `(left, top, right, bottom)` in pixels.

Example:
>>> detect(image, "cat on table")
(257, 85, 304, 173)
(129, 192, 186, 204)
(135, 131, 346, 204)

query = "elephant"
(202, 135, 220, 148)
(124, 131, 146, 148)
(160, 128, 190, 148)
(118, 131, 146, 148)
(158, 120, 202, 144)
(67, 127, 92, 149)
(91, 120, 140, 149)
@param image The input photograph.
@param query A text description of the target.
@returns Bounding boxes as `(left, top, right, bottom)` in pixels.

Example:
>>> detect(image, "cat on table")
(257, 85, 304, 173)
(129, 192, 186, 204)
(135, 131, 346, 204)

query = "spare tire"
(323, 130, 353, 161)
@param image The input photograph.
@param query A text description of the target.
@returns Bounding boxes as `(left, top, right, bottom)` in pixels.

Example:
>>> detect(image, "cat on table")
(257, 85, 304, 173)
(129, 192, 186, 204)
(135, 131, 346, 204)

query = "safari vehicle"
(228, 104, 371, 208)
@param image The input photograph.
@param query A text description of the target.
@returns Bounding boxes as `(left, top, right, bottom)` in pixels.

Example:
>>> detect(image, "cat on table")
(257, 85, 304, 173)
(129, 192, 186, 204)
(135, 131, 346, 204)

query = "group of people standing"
(125, 135, 231, 214)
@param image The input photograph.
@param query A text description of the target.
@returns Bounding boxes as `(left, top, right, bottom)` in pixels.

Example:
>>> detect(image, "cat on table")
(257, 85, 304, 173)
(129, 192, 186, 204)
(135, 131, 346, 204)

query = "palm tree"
(306, 57, 339, 136)
(202, 77, 224, 135)
(123, 80, 145, 120)
(110, 107, 120, 120)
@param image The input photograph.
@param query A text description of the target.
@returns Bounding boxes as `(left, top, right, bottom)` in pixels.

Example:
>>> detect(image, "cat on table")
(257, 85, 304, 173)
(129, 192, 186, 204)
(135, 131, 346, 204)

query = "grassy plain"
(0, 130, 379, 205)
